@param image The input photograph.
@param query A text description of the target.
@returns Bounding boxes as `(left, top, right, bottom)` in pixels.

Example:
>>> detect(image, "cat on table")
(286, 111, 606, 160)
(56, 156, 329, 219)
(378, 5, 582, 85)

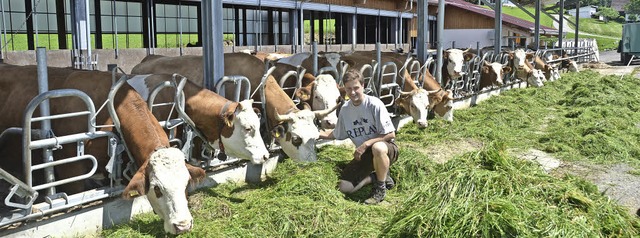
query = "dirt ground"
(425, 52, 640, 217)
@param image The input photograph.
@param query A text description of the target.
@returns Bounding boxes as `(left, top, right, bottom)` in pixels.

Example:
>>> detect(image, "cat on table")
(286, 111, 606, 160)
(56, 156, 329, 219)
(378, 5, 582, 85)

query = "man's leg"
(371, 141, 390, 182)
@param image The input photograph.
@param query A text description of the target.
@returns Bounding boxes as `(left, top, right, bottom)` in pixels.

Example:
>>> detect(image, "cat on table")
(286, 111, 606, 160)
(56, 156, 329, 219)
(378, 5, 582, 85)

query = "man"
(319, 69, 399, 204)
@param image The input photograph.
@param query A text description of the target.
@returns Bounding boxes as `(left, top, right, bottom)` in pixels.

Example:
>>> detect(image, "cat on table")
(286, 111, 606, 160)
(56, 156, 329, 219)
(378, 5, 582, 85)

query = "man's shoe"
(369, 172, 395, 190)
(364, 181, 386, 204)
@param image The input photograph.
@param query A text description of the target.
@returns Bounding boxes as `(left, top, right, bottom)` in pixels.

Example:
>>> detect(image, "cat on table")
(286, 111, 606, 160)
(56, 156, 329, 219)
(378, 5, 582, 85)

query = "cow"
(526, 53, 561, 81)
(266, 54, 342, 130)
(549, 53, 580, 73)
(508, 49, 545, 87)
(478, 60, 512, 90)
(0, 64, 206, 234)
(131, 53, 339, 162)
(125, 74, 270, 164)
(441, 48, 476, 88)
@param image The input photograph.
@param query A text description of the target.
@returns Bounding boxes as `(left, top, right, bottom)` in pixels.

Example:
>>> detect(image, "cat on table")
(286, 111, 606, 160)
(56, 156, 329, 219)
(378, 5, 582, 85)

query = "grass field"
(103, 70, 640, 237)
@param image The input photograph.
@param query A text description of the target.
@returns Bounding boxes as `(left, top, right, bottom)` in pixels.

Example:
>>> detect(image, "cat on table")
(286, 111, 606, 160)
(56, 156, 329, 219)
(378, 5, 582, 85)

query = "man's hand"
(353, 143, 368, 161)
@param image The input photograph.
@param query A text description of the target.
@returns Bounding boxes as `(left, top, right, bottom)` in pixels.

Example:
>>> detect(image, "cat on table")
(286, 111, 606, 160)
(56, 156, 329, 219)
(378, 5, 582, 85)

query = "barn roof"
(429, 0, 559, 35)
(610, 0, 630, 12)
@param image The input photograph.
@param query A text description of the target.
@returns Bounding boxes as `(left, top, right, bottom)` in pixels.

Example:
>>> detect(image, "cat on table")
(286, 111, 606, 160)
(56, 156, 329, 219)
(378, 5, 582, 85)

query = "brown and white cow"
(0, 65, 206, 234)
(508, 49, 545, 87)
(267, 54, 342, 130)
(126, 74, 270, 164)
(131, 53, 338, 162)
(526, 53, 561, 81)
(479, 60, 512, 89)
(442, 48, 476, 88)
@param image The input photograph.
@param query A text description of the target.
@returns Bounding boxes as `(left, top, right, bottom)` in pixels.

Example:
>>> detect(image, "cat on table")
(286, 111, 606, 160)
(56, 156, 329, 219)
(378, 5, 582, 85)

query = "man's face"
(344, 79, 365, 106)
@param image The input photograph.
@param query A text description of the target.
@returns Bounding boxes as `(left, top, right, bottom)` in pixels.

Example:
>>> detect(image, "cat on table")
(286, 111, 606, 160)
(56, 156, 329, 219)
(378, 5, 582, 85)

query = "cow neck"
(183, 86, 238, 143)
(116, 87, 169, 166)
(216, 101, 233, 154)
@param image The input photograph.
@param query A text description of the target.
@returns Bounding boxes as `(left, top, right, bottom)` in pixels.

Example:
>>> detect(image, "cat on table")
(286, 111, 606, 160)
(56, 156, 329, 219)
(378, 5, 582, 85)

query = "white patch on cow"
(146, 147, 193, 235)
(528, 69, 545, 87)
(278, 110, 320, 162)
(322, 53, 342, 70)
(568, 60, 579, 72)
(127, 74, 153, 101)
(445, 49, 465, 79)
(489, 62, 506, 85)
(219, 99, 270, 164)
(512, 49, 527, 69)
(312, 75, 340, 129)
(277, 52, 312, 67)
(441, 100, 454, 122)
(409, 89, 430, 128)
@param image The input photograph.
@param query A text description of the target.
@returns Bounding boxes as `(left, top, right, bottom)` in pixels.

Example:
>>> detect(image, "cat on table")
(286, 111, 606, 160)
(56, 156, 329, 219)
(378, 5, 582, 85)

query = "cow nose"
(322, 120, 336, 129)
(262, 154, 269, 162)
(416, 120, 428, 128)
(173, 221, 193, 234)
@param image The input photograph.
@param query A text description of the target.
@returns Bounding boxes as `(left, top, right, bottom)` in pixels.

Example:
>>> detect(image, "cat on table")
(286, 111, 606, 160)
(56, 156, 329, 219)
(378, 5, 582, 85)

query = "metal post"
(559, 0, 564, 48)
(494, 0, 503, 56)
(574, 0, 579, 55)
(534, 0, 540, 50)
(437, 0, 445, 84)
(312, 41, 318, 76)
(417, 0, 429, 63)
(36, 47, 56, 195)
(351, 11, 357, 51)
(0, 0, 6, 61)
(291, 8, 299, 53)
(202, 0, 224, 91)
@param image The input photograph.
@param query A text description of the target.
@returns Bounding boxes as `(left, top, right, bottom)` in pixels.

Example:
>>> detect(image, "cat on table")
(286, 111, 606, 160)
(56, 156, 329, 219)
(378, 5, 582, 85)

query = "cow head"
(396, 89, 431, 128)
(481, 60, 512, 86)
(271, 104, 340, 162)
(545, 63, 561, 81)
(122, 148, 206, 235)
(509, 49, 527, 70)
(219, 99, 270, 164)
(443, 49, 469, 80)
(296, 74, 341, 129)
(427, 89, 454, 122)
(567, 60, 579, 72)
(527, 69, 545, 87)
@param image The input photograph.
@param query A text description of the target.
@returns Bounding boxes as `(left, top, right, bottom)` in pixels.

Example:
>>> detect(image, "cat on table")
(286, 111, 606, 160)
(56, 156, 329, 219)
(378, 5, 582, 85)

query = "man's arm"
(318, 129, 335, 140)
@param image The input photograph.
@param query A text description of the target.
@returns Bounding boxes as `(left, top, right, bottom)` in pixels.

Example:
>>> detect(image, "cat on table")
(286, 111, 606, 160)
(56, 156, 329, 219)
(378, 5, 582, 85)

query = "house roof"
(429, 0, 559, 35)
(611, 0, 629, 12)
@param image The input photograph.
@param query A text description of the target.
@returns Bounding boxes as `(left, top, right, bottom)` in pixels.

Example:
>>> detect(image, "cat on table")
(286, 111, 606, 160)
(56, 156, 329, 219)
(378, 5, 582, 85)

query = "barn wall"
(2, 43, 404, 73)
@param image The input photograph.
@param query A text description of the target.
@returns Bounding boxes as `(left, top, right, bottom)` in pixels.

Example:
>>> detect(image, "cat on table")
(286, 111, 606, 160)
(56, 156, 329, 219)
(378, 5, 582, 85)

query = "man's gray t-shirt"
(333, 95, 395, 147)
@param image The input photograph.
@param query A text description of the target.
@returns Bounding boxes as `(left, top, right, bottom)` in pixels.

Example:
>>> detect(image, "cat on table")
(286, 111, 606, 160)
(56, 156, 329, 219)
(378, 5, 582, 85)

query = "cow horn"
(314, 101, 342, 119)
(275, 111, 294, 122)
(398, 91, 413, 96)
(484, 60, 491, 66)
(426, 88, 442, 95)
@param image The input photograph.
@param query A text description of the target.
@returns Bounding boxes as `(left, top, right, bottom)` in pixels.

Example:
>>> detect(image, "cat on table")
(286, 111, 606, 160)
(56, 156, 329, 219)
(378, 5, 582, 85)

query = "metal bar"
(31, 111, 91, 122)
(437, 0, 445, 85)
(35, 47, 56, 196)
(31, 155, 97, 191)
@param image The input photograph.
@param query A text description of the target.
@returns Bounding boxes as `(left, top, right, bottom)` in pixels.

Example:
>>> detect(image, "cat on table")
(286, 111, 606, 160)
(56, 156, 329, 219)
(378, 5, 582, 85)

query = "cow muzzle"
(173, 220, 193, 234)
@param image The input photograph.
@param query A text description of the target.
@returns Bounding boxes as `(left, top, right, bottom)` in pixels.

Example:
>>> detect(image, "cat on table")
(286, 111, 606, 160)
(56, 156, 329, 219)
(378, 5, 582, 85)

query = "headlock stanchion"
(0, 88, 123, 228)
(278, 66, 305, 106)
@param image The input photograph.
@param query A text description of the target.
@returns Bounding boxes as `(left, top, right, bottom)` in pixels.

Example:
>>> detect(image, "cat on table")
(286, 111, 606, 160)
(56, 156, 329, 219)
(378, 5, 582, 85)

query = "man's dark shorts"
(339, 140, 399, 186)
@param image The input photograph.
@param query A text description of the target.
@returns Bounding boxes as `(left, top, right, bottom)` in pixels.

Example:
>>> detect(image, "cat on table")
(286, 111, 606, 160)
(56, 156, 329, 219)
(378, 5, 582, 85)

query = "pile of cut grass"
(383, 142, 640, 237)
(103, 70, 640, 237)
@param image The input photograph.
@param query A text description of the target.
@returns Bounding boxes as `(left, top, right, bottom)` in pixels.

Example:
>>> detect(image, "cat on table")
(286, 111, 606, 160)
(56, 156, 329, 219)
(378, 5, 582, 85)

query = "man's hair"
(343, 68, 364, 86)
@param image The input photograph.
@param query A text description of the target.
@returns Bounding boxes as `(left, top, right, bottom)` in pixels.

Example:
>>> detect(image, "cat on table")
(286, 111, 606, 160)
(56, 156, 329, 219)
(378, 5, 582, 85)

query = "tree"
(597, 7, 620, 22)
(626, 0, 640, 16)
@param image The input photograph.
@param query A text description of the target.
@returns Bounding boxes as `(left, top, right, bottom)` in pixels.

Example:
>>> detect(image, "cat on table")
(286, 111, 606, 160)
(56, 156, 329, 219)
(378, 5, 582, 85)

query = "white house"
(567, 6, 598, 18)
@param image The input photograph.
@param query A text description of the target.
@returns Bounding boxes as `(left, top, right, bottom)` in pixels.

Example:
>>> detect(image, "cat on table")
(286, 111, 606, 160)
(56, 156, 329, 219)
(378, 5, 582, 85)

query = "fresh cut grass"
(103, 69, 640, 237)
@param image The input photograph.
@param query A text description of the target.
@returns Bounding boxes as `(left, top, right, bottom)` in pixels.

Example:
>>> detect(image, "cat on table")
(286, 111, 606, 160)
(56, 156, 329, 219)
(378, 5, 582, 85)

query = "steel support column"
(202, 1, 224, 91)
(417, 0, 428, 63)
(494, 0, 502, 56)
(436, 0, 445, 84)
(534, 0, 540, 50)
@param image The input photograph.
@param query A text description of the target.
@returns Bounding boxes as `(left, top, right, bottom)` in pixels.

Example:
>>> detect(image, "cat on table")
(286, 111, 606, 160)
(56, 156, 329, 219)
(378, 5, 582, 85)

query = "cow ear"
(253, 107, 262, 119)
(271, 125, 285, 138)
(526, 53, 534, 59)
(445, 90, 454, 100)
(482, 65, 490, 74)
(185, 163, 206, 185)
(295, 88, 311, 101)
(502, 66, 512, 74)
(122, 163, 149, 199)
(222, 111, 235, 128)
(464, 52, 475, 61)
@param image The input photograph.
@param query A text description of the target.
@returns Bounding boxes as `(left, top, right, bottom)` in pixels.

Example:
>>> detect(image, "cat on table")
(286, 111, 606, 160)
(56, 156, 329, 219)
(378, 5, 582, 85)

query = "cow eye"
(154, 186, 163, 198)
